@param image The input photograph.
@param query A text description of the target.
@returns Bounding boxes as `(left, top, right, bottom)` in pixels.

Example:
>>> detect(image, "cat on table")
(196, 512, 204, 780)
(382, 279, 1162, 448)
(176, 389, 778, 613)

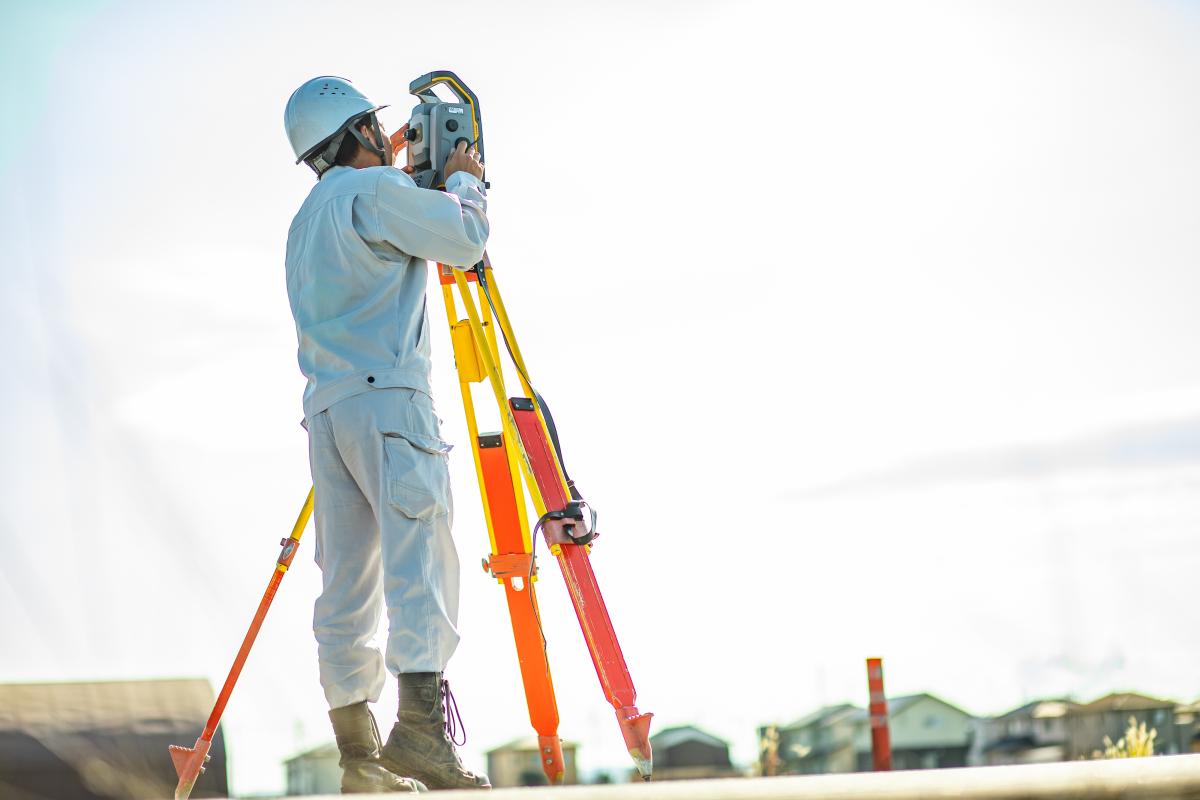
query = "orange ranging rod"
(866, 657, 892, 771)
(169, 489, 314, 800)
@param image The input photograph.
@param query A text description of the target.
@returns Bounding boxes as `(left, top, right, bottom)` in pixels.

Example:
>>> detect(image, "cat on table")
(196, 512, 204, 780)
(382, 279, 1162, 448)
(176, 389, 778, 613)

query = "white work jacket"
(285, 165, 488, 419)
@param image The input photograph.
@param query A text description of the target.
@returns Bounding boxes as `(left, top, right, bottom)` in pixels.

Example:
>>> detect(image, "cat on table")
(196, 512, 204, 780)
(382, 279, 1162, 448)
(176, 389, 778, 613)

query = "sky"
(2, 0, 1199, 795)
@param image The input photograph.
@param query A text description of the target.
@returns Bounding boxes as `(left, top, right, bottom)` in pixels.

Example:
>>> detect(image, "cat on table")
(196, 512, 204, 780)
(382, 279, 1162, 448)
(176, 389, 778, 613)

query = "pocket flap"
(384, 433, 451, 520)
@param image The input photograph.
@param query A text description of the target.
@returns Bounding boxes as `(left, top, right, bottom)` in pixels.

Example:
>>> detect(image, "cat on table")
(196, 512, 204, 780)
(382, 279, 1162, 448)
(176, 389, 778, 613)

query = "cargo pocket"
(384, 433, 451, 520)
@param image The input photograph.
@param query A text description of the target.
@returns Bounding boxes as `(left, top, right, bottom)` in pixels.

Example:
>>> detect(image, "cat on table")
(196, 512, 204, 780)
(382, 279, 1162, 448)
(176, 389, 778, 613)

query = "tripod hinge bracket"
(482, 552, 536, 581)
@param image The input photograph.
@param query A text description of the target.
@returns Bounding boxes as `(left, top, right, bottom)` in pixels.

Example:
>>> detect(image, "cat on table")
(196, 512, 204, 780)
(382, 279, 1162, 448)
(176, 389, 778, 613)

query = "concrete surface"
(265, 753, 1200, 800)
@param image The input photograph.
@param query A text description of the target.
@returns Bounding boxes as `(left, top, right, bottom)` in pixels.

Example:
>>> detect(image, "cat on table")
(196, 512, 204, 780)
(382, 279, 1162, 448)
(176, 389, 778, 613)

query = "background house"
(0, 678, 228, 799)
(1064, 692, 1178, 759)
(646, 725, 738, 781)
(978, 699, 1082, 765)
(977, 692, 1198, 763)
(1174, 700, 1200, 754)
(768, 694, 974, 775)
(768, 704, 861, 775)
(850, 694, 975, 771)
(283, 742, 340, 796)
(486, 736, 578, 787)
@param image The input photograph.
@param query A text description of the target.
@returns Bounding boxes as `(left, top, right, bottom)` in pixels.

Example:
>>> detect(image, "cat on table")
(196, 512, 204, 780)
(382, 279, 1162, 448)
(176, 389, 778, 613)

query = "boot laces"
(441, 679, 467, 747)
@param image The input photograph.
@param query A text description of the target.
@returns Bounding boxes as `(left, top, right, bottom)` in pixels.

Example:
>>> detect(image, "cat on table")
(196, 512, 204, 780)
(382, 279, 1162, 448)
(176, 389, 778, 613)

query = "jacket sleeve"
(372, 168, 489, 267)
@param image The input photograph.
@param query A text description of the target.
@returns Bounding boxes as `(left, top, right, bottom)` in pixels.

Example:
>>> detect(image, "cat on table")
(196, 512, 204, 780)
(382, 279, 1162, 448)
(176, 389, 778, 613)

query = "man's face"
(377, 122, 395, 167)
(363, 120, 394, 167)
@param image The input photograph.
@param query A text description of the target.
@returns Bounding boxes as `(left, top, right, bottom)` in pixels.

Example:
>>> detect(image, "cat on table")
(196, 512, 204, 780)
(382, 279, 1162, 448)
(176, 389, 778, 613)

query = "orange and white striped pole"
(866, 657, 892, 771)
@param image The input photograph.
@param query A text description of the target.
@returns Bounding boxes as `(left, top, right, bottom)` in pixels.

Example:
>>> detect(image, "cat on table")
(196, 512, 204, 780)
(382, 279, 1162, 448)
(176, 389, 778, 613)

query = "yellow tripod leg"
(471, 267, 573, 503)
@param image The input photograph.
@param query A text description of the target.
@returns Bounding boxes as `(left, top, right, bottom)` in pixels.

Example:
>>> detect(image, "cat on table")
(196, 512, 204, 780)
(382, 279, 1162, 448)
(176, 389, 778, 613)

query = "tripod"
(437, 259, 653, 784)
(169, 262, 652, 798)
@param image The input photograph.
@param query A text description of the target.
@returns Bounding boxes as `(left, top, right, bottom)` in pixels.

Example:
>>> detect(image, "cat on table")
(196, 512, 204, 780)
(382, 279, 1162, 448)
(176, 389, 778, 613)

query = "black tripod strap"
(473, 265, 584, 505)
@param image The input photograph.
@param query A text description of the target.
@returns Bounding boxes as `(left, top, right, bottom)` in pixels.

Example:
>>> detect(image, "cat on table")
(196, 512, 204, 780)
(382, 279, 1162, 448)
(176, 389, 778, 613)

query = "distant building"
(978, 692, 1196, 762)
(767, 704, 860, 775)
(768, 694, 975, 775)
(851, 694, 975, 771)
(486, 736, 578, 787)
(647, 725, 739, 781)
(1174, 700, 1200, 755)
(284, 742, 340, 796)
(0, 678, 228, 799)
(979, 699, 1082, 765)
(1065, 692, 1178, 759)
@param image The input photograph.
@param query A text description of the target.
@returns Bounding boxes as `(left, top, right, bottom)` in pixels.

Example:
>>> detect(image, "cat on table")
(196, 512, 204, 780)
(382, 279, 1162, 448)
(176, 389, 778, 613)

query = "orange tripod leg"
(440, 268, 565, 784)
(478, 433, 565, 784)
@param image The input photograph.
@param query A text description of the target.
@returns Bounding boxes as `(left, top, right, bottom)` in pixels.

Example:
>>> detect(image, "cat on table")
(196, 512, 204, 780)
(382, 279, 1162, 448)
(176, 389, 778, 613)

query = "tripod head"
(398, 71, 486, 190)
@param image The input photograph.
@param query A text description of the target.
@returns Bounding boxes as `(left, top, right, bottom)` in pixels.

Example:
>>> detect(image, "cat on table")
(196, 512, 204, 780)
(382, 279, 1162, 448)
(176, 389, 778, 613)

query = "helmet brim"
(295, 104, 389, 165)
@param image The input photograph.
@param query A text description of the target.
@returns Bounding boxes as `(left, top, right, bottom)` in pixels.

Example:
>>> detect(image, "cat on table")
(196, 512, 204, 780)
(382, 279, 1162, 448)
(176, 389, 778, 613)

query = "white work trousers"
(307, 387, 461, 710)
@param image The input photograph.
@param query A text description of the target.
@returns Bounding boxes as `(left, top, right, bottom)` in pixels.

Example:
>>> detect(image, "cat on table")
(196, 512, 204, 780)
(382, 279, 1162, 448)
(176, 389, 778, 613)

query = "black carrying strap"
(473, 265, 594, 524)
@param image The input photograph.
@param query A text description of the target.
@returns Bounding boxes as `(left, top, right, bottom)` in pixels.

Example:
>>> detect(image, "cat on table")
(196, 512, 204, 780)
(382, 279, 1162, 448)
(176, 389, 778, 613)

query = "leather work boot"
(380, 673, 491, 790)
(329, 701, 427, 793)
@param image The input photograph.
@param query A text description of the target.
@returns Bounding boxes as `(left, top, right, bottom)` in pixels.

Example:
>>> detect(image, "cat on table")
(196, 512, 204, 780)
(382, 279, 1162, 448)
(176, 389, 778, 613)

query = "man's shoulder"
(288, 168, 370, 234)
(312, 165, 388, 198)
(288, 167, 420, 236)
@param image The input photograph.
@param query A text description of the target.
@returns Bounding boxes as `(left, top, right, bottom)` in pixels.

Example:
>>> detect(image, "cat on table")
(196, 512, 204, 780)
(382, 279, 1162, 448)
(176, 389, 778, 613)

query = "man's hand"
(444, 140, 484, 182)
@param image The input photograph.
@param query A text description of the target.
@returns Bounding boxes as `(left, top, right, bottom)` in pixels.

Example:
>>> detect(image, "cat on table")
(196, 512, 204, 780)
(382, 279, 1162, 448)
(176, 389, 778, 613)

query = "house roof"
(649, 725, 729, 751)
(845, 693, 973, 722)
(0, 678, 226, 797)
(847, 694, 922, 719)
(781, 693, 976, 733)
(0, 678, 215, 732)
(1081, 692, 1176, 712)
(993, 698, 1081, 720)
(486, 736, 579, 754)
(783, 703, 859, 730)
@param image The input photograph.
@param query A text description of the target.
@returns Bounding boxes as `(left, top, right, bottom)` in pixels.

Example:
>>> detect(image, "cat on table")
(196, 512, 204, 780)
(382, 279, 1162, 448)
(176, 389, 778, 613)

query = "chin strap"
(349, 112, 388, 166)
(308, 135, 343, 176)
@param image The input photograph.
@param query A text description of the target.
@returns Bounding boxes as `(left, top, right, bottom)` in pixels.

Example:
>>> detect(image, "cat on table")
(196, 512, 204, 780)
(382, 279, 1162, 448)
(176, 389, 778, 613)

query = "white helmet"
(284, 76, 387, 175)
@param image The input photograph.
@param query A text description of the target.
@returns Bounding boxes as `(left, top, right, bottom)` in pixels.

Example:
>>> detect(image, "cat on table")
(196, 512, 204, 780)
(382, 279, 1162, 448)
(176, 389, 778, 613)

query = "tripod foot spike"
(537, 734, 565, 785)
(617, 708, 653, 780)
(168, 737, 212, 800)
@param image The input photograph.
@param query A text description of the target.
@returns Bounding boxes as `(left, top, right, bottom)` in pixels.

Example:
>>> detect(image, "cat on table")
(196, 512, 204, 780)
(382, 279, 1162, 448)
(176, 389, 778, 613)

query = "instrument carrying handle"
(408, 70, 485, 163)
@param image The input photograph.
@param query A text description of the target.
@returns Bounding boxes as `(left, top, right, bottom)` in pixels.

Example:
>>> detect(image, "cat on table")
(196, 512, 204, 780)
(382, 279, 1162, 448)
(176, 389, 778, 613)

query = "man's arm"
(373, 145, 488, 267)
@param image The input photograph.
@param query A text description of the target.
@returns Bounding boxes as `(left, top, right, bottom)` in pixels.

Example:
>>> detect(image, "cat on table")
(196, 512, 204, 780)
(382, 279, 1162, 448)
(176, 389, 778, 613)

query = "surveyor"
(283, 75, 491, 793)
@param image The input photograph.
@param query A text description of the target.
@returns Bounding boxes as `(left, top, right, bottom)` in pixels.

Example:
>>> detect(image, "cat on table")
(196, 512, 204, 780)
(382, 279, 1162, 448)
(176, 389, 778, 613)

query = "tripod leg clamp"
(539, 502, 596, 547)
